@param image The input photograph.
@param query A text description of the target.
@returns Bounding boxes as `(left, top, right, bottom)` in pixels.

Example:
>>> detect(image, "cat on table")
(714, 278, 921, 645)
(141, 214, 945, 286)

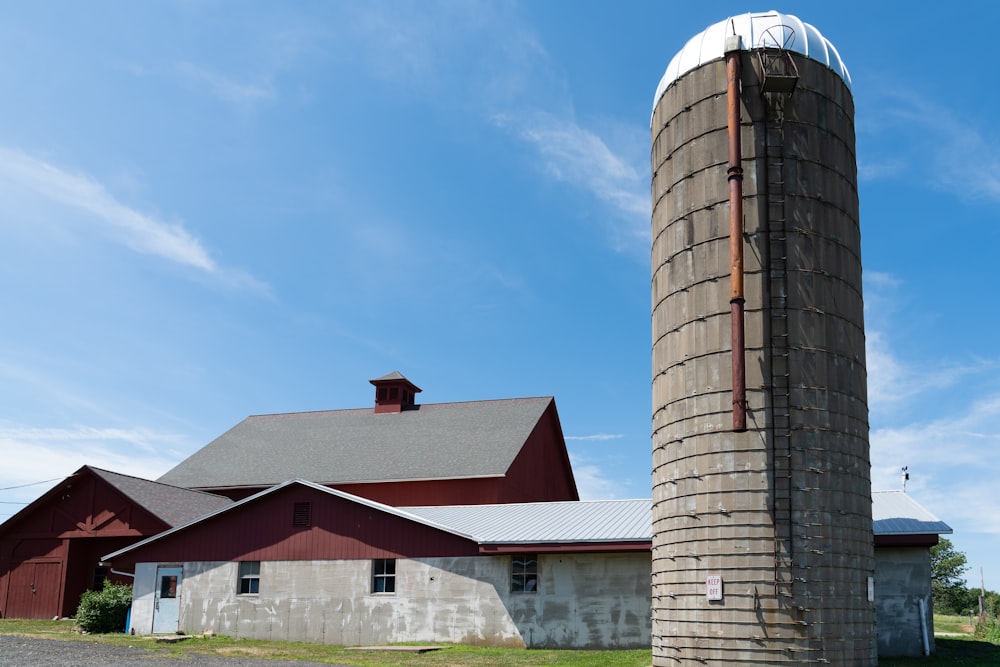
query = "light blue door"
(152, 566, 182, 634)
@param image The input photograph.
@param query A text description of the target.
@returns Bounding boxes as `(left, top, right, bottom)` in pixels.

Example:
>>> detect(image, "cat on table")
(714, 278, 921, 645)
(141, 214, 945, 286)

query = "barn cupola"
(370, 371, 421, 414)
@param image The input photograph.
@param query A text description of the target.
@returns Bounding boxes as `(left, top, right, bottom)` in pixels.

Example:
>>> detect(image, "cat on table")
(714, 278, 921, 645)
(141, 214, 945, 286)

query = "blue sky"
(0, 2, 997, 591)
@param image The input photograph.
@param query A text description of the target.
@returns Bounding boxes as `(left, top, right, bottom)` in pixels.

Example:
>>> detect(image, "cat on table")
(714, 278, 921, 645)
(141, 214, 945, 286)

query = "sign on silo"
(705, 575, 723, 601)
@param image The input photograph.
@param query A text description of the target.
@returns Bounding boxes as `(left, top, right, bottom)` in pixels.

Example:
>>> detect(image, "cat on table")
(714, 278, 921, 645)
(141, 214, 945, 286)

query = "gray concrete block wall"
(875, 547, 934, 657)
(129, 553, 651, 649)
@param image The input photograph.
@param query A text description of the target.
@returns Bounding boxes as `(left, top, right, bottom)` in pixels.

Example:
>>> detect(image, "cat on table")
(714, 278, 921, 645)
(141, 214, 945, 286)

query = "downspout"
(918, 597, 931, 656)
(726, 35, 747, 432)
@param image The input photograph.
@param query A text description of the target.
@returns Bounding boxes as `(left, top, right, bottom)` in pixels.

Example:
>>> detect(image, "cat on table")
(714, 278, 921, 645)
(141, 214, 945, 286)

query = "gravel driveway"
(0, 635, 353, 666)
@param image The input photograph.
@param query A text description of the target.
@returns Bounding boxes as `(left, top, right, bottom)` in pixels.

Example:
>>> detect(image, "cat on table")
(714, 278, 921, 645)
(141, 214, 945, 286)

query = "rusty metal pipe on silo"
(726, 39, 747, 432)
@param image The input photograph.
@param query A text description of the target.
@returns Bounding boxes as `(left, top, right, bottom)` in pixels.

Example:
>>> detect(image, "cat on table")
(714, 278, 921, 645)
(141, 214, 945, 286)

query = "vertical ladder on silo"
(765, 106, 796, 612)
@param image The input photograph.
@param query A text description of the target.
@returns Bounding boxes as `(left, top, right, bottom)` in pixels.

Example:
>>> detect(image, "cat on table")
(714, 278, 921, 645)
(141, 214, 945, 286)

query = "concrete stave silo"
(650, 11, 875, 665)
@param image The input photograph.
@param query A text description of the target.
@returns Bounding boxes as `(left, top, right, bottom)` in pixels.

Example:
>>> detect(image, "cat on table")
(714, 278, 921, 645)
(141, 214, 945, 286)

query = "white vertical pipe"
(918, 597, 931, 656)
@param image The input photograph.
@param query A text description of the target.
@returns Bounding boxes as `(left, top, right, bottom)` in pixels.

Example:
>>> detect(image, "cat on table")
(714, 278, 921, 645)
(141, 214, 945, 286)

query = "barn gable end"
(0, 466, 229, 619)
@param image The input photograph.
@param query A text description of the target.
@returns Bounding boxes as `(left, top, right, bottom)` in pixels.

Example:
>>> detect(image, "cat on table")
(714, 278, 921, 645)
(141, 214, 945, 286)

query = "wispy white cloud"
(864, 269, 1000, 552)
(860, 90, 1000, 202)
(857, 157, 904, 182)
(565, 433, 624, 442)
(863, 329, 978, 411)
(329, 3, 650, 252)
(0, 422, 185, 514)
(0, 147, 269, 294)
(864, 272, 993, 413)
(871, 393, 1000, 535)
(173, 61, 276, 104)
(491, 112, 649, 251)
(569, 457, 623, 501)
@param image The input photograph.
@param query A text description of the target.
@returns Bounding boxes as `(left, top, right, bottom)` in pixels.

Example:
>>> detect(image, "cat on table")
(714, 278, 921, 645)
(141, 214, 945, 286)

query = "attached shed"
(103, 481, 651, 648)
(872, 490, 953, 657)
(157, 373, 579, 506)
(0, 466, 230, 619)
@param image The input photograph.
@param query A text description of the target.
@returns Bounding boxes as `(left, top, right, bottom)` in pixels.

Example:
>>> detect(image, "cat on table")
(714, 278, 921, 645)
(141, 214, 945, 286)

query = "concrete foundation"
(128, 553, 651, 649)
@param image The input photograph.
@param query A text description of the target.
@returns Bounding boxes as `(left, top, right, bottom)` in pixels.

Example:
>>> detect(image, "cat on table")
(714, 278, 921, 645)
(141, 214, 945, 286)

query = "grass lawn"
(880, 636, 1000, 666)
(4, 617, 1000, 666)
(934, 614, 977, 635)
(0, 619, 651, 666)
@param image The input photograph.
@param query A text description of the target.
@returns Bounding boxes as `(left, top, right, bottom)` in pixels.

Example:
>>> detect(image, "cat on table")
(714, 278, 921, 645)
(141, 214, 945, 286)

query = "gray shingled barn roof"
(157, 397, 554, 490)
(88, 466, 233, 526)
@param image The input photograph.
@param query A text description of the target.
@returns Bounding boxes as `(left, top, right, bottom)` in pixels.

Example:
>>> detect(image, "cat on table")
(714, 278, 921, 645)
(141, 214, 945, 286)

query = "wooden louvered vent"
(292, 502, 311, 527)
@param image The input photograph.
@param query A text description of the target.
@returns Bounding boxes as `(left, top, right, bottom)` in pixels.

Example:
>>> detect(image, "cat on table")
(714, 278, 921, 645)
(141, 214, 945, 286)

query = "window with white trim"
(511, 554, 537, 593)
(238, 561, 260, 595)
(372, 558, 396, 593)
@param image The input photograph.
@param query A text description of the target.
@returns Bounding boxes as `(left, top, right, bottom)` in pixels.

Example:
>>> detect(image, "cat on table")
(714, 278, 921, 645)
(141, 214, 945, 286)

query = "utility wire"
(0, 477, 62, 491)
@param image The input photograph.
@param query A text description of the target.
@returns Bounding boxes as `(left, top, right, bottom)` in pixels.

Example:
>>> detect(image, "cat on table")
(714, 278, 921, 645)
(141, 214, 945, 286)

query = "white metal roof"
(653, 10, 852, 117)
(104, 486, 950, 563)
(408, 492, 950, 545)
(404, 499, 652, 544)
(872, 490, 953, 536)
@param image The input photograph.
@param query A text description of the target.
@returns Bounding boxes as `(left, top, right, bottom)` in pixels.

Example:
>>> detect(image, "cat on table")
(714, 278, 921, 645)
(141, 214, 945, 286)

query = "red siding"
(500, 401, 578, 502)
(333, 477, 505, 506)
(4, 560, 62, 619)
(205, 477, 506, 505)
(109, 484, 481, 568)
(0, 469, 168, 618)
(874, 534, 939, 548)
(62, 537, 137, 616)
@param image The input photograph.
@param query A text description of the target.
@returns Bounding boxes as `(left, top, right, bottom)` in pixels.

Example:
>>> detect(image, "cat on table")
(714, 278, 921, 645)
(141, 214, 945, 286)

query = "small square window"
(511, 555, 537, 593)
(372, 558, 396, 594)
(238, 561, 260, 595)
(160, 575, 178, 599)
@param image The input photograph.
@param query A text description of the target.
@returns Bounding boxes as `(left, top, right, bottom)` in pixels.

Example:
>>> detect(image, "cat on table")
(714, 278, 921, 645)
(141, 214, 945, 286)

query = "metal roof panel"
(872, 490, 953, 536)
(404, 499, 652, 544)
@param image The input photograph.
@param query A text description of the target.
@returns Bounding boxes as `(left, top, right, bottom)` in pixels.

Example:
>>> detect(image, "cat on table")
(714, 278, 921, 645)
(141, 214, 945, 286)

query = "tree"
(930, 538, 969, 614)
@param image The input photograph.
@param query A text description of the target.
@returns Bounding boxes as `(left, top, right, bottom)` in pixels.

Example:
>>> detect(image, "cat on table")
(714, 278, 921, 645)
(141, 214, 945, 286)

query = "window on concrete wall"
(372, 558, 396, 593)
(238, 561, 260, 595)
(511, 554, 537, 592)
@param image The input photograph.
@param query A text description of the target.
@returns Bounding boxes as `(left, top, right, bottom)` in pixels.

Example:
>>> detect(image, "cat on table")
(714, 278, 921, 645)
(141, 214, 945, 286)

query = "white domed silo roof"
(652, 10, 851, 117)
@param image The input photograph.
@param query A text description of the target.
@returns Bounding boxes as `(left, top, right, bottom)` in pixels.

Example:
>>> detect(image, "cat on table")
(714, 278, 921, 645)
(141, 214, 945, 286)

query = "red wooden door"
(5, 561, 62, 619)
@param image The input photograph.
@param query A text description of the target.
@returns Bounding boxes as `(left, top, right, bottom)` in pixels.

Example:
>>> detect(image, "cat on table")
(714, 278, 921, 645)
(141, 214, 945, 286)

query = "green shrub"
(976, 614, 1000, 644)
(75, 579, 132, 634)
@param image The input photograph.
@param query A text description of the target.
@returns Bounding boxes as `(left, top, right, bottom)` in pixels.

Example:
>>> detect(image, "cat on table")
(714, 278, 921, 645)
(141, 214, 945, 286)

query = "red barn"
(157, 373, 579, 505)
(0, 466, 230, 619)
(0, 373, 578, 619)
